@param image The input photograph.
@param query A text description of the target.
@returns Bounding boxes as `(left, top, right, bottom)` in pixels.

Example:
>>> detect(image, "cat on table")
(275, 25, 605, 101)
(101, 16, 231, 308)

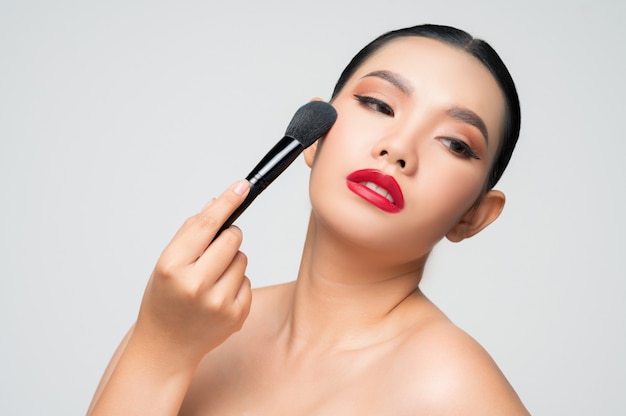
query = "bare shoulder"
(180, 282, 294, 414)
(249, 281, 295, 308)
(209, 281, 294, 349)
(243, 282, 295, 328)
(391, 311, 530, 415)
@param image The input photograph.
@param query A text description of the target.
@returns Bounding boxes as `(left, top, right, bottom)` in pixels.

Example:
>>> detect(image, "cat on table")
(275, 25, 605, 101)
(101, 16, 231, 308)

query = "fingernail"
(233, 180, 249, 195)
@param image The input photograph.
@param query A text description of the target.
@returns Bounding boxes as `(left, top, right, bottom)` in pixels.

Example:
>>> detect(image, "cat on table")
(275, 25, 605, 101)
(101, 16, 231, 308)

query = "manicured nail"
(233, 180, 249, 195)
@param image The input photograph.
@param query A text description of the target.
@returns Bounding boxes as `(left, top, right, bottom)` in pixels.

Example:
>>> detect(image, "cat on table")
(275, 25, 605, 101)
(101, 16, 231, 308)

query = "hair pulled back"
(331, 24, 521, 190)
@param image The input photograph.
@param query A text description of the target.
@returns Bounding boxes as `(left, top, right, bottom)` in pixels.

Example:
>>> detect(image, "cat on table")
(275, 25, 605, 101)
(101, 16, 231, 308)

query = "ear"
(303, 139, 319, 167)
(446, 190, 505, 243)
(303, 96, 325, 168)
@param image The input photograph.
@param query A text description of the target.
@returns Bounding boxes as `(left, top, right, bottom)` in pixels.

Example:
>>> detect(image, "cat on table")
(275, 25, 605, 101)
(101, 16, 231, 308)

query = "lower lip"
(346, 181, 402, 213)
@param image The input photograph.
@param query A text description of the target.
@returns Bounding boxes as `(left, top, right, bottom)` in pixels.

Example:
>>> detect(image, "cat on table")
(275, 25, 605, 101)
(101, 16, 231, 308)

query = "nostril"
(379, 150, 406, 168)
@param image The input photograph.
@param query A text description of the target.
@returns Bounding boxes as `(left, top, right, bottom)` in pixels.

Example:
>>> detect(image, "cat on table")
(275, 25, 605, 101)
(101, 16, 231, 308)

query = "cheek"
(399, 146, 487, 224)
(323, 106, 368, 150)
(309, 109, 369, 172)
(413, 165, 485, 231)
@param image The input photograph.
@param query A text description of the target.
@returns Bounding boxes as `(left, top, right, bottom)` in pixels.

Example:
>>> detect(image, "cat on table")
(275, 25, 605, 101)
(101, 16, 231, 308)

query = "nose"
(371, 132, 417, 175)
(378, 150, 406, 168)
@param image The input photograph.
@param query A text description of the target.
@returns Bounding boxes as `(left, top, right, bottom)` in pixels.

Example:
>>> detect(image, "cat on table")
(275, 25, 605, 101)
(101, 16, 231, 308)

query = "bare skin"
(88, 37, 529, 415)
(180, 222, 528, 415)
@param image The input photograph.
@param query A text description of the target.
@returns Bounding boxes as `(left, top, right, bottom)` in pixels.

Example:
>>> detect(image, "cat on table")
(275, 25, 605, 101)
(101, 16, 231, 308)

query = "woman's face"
(306, 36, 506, 263)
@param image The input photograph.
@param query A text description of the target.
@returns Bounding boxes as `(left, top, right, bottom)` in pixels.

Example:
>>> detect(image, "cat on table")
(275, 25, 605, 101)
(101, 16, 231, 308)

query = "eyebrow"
(362, 70, 489, 144)
(447, 106, 489, 144)
(361, 70, 414, 95)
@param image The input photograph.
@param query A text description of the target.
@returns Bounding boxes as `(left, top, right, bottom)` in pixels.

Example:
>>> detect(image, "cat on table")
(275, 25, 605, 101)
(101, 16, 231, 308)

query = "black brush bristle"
(284, 101, 337, 147)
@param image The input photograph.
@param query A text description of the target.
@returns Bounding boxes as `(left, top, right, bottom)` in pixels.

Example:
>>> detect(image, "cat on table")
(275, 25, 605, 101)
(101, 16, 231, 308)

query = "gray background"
(1, 0, 624, 414)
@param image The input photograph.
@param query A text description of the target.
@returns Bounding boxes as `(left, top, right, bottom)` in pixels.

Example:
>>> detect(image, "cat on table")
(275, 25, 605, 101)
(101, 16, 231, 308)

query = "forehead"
(349, 36, 506, 149)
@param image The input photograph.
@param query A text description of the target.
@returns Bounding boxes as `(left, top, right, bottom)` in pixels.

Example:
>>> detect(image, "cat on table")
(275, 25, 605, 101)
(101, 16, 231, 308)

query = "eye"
(439, 137, 480, 160)
(353, 94, 394, 117)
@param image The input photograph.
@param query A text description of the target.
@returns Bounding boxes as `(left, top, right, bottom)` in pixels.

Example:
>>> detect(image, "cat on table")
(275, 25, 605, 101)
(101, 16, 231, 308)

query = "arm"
(86, 325, 134, 414)
(87, 180, 252, 416)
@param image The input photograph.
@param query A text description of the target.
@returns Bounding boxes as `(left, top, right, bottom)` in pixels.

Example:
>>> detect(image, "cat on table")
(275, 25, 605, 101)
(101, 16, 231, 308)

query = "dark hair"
(331, 24, 521, 190)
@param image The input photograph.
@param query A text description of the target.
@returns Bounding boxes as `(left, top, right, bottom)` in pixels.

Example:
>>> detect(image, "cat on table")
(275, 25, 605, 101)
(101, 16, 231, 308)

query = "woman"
(89, 24, 529, 415)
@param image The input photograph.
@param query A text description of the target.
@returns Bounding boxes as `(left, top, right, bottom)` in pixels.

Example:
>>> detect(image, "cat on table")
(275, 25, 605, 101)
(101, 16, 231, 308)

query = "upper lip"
(346, 169, 405, 211)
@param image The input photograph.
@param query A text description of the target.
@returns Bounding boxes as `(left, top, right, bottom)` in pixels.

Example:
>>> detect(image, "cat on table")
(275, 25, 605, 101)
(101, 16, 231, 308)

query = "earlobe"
(446, 190, 506, 243)
(303, 140, 319, 167)
(303, 96, 326, 168)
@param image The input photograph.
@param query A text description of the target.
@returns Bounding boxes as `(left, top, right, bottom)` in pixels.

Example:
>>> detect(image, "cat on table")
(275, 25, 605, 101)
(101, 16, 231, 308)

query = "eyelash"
(439, 137, 480, 160)
(353, 94, 394, 116)
(354, 94, 479, 160)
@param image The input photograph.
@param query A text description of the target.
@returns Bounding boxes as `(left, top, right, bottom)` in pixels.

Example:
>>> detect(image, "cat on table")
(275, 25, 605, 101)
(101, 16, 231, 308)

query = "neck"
(281, 212, 428, 353)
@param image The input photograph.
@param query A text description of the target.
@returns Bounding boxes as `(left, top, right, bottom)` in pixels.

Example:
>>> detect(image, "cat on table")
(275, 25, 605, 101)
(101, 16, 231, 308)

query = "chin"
(313, 205, 434, 262)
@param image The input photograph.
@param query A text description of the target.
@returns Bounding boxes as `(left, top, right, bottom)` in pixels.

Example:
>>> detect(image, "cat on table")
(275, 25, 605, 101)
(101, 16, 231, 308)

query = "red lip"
(346, 169, 405, 213)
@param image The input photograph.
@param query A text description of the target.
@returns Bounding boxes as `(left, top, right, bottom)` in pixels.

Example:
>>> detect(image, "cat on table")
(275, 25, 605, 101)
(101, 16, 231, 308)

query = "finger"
(200, 251, 251, 327)
(207, 250, 248, 301)
(234, 276, 252, 318)
(192, 226, 244, 286)
(163, 180, 250, 266)
(231, 275, 252, 331)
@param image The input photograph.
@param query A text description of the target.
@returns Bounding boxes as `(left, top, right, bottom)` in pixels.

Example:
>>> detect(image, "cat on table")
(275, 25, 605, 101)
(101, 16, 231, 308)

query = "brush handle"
(213, 136, 304, 241)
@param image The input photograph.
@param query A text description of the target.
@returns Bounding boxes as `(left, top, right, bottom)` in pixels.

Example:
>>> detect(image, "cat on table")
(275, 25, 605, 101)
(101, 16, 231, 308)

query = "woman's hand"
(88, 180, 252, 416)
(136, 179, 253, 364)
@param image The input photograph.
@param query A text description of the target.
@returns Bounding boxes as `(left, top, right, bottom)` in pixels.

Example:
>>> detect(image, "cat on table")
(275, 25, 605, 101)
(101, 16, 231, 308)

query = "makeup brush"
(214, 101, 337, 240)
